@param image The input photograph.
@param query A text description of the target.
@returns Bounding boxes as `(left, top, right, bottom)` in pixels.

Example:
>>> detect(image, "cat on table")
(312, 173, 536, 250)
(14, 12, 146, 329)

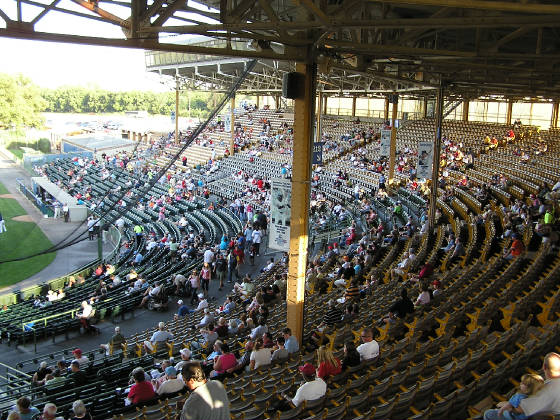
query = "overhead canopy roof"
(31, 177, 77, 206)
(1, 0, 560, 99)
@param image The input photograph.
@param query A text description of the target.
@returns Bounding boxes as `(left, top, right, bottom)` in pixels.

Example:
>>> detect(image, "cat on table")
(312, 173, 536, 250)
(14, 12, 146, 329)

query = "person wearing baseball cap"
(177, 300, 189, 317)
(281, 362, 326, 407)
(175, 348, 193, 372)
(71, 348, 89, 367)
(155, 366, 185, 396)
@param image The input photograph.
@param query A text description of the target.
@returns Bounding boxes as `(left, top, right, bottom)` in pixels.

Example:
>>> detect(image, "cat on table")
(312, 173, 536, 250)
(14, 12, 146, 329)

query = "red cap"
(432, 280, 441, 288)
(298, 363, 316, 376)
(72, 348, 82, 356)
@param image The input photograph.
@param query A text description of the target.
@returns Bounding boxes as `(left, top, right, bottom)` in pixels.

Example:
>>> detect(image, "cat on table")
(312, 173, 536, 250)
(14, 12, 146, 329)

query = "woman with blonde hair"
(316, 345, 341, 380)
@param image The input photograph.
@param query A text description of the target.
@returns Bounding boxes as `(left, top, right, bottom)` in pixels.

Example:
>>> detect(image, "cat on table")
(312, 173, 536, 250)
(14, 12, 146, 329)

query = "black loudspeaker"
(388, 94, 399, 104)
(283, 72, 303, 99)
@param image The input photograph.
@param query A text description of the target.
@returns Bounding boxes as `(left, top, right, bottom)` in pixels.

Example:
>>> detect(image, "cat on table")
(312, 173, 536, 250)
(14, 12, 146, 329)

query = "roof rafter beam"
(367, 0, 560, 14)
(70, 0, 129, 27)
(30, 0, 61, 25)
(294, 0, 330, 24)
(152, 0, 187, 27)
(18, 0, 115, 25)
(0, 28, 305, 60)
(0, 7, 11, 23)
(229, 0, 257, 21)
(142, 14, 560, 34)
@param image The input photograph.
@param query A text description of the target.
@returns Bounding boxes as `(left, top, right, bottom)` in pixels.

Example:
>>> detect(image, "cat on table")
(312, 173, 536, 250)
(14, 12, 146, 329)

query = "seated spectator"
(155, 366, 185, 396)
(484, 373, 544, 420)
(262, 332, 274, 348)
(196, 309, 215, 329)
(249, 338, 272, 370)
(214, 317, 229, 338)
(341, 341, 361, 370)
(32, 362, 52, 386)
(174, 348, 193, 372)
(357, 328, 379, 362)
(486, 353, 560, 419)
(69, 361, 87, 387)
(323, 300, 343, 327)
(127, 369, 156, 405)
(40, 403, 63, 420)
(144, 322, 173, 353)
(283, 328, 299, 354)
(227, 341, 254, 374)
(198, 323, 219, 348)
(11, 397, 39, 420)
(100, 326, 126, 355)
(415, 283, 431, 306)
(384, 288, 414, 323)
(281, 363, 327, 407)
(249, 317, 268, 341)
(503, 233, 525, 260)
(210, 343, 237, 378)
(70, 399, 92, 420)
(271, 336, 289, 362)
(316, 345, 341, 381)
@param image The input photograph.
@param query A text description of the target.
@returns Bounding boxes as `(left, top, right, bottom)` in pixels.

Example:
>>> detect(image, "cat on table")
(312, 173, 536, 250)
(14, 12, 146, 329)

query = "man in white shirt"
(282, 363, 327, 407)
(487, 352, 560, 420)
(356, 328, 379, 361)
(252, 229, 262, 256)
(144, 322, 173, 352)
(71, 348, 89, 367)
(203, 248, 215, 265)
(390, 249, 416, 281)
(194, 294, 208, 312)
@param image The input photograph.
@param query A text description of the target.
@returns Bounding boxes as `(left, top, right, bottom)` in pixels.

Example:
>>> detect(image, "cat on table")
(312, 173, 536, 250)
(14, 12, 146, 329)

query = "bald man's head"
(543, 352, 560, 379)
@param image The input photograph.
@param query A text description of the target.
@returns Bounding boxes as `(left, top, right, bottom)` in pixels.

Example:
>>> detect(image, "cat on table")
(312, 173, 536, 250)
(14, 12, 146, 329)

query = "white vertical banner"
(417, 141, 434, 180)
(380, 129, 391, 157)
(268, 178, 292, 251)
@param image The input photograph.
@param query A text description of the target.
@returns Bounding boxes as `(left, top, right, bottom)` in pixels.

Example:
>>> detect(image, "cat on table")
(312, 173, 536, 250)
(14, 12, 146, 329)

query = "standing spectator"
(63, 203, 69, 222)
(214, 254, 227, 291)
(188, 270, 200, 305)
(252, 229, 262, 256)
(0, 212, 6, 233)
(180, 362, 230, 420)
(200, 263, 212, 298)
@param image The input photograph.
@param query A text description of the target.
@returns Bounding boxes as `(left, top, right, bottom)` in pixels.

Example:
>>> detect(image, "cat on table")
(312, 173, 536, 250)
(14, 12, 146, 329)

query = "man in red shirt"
(127, 370, 156, 405)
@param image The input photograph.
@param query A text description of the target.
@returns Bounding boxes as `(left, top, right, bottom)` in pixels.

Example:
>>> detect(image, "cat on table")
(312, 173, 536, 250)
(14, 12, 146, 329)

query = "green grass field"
(0, 181, 56, 288)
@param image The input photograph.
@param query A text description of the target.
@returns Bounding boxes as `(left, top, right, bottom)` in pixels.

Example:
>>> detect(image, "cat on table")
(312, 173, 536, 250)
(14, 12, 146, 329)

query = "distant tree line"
(0, 73, 46, 129)
(41, 86, 216, 117)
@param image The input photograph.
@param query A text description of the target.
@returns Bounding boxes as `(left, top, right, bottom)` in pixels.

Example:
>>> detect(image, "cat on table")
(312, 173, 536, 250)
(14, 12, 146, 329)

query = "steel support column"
(423, 97, 428, 118)
(317, 90, 323, 140)
(384, 97, 389, 121)
(506, 100, 513, 125)
(175, 77, 180, 144)
(286, 62, 316, 345)
(552, 102, 559, 128)
(429, 85, 444, 231)
(230, 95, 235, 155)
(256, 95, 260, 109)
(352, 96, 357, 117)
(388, 95, 398, 185)
(323, 95, 327, 115)
(462, 99, 469, 121)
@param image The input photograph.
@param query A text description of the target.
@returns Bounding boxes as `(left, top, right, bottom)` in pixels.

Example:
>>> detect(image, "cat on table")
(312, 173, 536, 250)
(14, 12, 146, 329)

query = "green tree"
(0, 74, 45, 129)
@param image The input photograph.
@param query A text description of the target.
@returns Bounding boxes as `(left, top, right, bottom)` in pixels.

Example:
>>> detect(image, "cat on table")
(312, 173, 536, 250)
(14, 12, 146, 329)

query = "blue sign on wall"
(312, 142, 324, 164)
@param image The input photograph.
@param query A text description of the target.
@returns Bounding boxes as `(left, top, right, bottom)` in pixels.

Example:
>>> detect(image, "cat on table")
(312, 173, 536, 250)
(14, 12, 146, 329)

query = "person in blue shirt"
(283, 327, 299, 354)
(177, 300, 189, 317)
(484, 373, 544, 420)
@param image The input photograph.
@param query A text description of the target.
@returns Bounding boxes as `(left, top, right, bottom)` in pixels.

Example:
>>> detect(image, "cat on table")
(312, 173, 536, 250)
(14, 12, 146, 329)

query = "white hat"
(177, 300, 183, 305)
(198, 293, 204, 299)
(180, 348, 192, 358)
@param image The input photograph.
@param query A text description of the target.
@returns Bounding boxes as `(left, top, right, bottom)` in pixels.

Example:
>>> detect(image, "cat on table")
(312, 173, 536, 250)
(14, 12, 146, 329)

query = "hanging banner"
(268, 178, 292, 251)
(380, 129, 391, 157)
(312, 142, 324, 165)
(417, 141, 434, 179)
